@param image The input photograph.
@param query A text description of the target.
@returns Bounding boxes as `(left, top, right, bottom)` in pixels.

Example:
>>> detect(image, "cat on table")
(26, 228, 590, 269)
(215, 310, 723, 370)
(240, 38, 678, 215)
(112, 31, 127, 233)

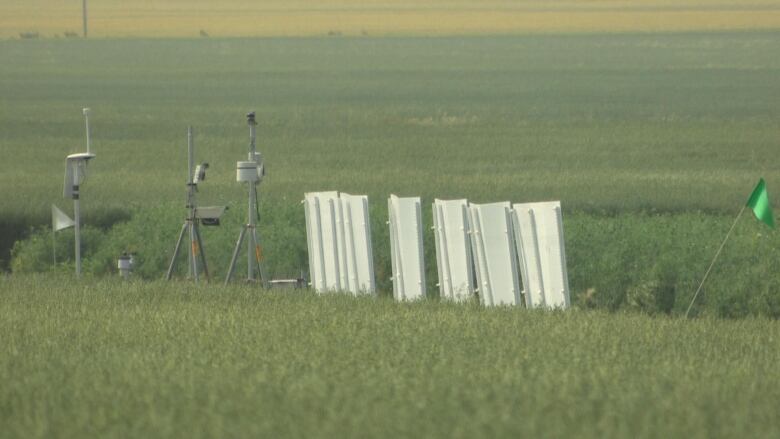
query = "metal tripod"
(166, 127, 210, 283)
(224, 218, 267, 286)
(225, 112, 270, 287)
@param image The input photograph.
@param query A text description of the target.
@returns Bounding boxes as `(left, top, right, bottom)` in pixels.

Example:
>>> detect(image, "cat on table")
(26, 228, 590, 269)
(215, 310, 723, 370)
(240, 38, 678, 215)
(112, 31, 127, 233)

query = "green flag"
(746, 178, 775, 229)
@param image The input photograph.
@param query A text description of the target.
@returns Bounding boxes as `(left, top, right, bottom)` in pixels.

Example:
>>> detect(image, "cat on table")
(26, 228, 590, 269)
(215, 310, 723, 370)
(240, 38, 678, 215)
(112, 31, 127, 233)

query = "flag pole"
(685, 205, 746, 318)
(51, 204, 57, 266)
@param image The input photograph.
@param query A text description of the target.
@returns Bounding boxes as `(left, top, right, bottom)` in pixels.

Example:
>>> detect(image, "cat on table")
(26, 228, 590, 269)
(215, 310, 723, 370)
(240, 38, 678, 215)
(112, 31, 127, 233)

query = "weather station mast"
(225, 112, 270, 287)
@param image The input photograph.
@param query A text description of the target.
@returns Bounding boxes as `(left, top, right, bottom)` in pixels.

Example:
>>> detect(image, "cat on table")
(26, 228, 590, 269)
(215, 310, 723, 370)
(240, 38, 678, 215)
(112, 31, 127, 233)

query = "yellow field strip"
(2, 2, 780, 38)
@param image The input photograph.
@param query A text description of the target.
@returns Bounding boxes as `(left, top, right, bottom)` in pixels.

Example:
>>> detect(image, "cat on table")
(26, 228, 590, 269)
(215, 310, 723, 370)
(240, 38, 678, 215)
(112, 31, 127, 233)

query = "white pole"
(188, 127, 194, 188)
(74, 193, 81, 277)
(685, 205, 746, 318)
(83, 108, 91, 154)
(187, 127, 195, 279)
(247, 118, 257, 281)
(248, 183, 256, 280)
(65, 161, 83, 277)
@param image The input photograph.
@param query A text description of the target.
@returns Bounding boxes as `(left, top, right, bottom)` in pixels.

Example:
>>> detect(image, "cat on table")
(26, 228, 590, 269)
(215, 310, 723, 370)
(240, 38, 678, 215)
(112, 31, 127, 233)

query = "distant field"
(1, 277, 779, 438)
(2, 33, 778, 216)
(2, 0, 780, 38)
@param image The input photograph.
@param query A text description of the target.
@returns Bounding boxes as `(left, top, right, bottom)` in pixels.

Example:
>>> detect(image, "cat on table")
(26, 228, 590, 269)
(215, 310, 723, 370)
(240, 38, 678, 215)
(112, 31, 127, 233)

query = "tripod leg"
(247, 226, 255, 282)
(251, 227, 271, 289)
(225, 226, 247, 286)
(189, 221, 199, 284)
(194, 222, 210, 282)
(166, 222, 188, 280)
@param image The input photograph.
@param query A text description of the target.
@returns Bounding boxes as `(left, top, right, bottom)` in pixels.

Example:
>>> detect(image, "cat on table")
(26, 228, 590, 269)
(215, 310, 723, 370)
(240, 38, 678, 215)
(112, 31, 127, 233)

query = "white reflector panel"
(388, 195, 426, 301)
(304, 191, 341, 292)
(433, 199, 474, 302)
(304, 191, 376, 295)
(339, 193, 376, 294)
(511, 201, 571, 309)
(468, 202, 521, 306)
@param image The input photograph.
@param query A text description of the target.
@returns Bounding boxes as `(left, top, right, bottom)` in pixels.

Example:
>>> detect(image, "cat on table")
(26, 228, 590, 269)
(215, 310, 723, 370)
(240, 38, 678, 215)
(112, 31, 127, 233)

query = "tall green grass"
(1, 276, 779, 438)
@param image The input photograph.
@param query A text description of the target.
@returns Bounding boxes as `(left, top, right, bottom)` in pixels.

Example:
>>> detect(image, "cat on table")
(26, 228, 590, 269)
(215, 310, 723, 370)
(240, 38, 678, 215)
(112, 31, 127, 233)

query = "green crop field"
(2, 7, 780, 437)
(2, 32, 780, 315)
(1, 276, 779, 438)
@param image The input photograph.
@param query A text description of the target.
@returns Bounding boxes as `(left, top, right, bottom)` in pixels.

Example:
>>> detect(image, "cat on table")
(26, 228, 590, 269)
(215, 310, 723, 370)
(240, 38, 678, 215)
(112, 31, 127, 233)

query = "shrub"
(10, 207, 780, 318)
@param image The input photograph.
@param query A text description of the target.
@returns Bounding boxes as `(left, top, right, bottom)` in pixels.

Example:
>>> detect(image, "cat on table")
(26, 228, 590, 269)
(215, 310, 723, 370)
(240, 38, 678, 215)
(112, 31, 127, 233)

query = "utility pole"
(82, 0, 88, 38)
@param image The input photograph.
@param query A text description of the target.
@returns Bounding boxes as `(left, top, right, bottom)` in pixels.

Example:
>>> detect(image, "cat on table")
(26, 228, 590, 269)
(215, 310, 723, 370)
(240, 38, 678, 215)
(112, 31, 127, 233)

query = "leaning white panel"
(304, 191, 341, 293)
(468, 202, 522, 306)
(303, 194, 324, 291)
(389, 195, 426, 301)
(339, 193, 376, 294)
(511, 201, 570, 309)
(433, 199, 474, 302)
